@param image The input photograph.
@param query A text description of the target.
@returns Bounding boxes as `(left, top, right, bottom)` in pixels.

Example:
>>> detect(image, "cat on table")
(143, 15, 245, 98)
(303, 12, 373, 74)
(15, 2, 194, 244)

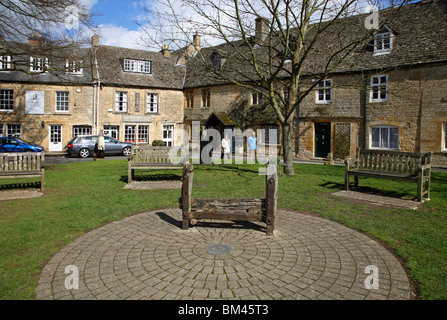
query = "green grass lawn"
(0, 160, 446, 300)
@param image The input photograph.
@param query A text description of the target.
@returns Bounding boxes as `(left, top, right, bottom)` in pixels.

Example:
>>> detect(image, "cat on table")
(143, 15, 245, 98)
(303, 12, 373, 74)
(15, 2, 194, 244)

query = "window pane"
(371, 127, 380, 148)
(390, 127, 399, 149)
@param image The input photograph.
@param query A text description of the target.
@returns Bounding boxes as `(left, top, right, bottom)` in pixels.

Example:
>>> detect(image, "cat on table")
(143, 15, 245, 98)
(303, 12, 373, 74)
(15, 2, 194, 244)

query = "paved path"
(36, 209, 412, 300)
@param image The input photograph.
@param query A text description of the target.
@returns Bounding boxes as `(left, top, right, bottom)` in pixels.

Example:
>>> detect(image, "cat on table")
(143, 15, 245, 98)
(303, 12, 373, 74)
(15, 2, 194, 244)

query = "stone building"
(1, 0, 447, 166)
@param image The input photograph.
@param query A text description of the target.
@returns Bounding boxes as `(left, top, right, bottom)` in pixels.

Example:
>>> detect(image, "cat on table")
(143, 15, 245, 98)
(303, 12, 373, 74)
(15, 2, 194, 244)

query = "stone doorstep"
(332, 190, 421, 210)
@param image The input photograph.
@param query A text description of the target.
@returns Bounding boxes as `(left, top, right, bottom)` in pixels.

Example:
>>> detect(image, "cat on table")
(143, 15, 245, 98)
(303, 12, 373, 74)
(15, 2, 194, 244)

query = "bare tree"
(0, 0, 95, 75)
(140, 0, 413, 176)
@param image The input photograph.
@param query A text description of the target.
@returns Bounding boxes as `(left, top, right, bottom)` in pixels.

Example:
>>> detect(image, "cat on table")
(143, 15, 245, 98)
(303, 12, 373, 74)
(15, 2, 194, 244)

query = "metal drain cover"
(205, 244, 232, 255)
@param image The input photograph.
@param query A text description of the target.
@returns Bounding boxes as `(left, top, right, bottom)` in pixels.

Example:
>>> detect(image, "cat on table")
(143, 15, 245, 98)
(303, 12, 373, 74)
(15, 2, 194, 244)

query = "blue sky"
(86, 0, 402, 50)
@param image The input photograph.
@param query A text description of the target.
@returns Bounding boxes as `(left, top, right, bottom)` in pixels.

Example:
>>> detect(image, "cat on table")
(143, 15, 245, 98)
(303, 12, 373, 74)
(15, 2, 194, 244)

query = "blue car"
(0, 137, 45, 153)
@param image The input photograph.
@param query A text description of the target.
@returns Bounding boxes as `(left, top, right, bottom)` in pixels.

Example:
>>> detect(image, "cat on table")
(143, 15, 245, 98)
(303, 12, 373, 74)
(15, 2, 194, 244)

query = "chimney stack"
(92, 34, 100, 48)
(161, 44, 171, 57)
(28, 32, 44, 45)
(255, 17, 269, 42)
(193, 31, 201, 50)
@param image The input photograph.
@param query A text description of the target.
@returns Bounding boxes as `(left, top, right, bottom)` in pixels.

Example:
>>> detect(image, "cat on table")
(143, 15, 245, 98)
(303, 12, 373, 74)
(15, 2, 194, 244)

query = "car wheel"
(79, 148, 90, 158)
(122, 147, 131, 157)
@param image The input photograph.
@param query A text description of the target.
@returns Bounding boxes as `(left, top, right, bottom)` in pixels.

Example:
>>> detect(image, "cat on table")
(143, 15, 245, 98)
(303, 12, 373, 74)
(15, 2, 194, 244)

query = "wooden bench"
(0, 152, 45, 192)
(344, 148, 432, 202)
(180, 163, 278, 235)
(128, 146, 188, 183)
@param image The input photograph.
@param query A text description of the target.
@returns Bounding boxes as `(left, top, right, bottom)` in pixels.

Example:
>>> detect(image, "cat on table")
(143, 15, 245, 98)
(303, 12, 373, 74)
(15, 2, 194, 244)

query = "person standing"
(96, 130, 105, 160)
(222, 133, 231, 161)
(247, 130, 257, 163)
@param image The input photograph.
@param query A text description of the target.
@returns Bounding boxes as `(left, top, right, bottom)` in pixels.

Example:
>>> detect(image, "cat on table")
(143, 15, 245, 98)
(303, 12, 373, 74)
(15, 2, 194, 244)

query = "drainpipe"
(363, 78, 368, 149)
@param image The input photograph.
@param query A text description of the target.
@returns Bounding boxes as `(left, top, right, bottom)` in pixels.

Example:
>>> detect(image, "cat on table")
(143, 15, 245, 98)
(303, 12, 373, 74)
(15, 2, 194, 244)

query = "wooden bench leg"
(417, 171, 423, 202)
(344, 171, 349, 191)
(40, 169, 45, 192)
(182, 212, 189, 230)
(128, 167, 132, 184)
(354, 176, 358, 188)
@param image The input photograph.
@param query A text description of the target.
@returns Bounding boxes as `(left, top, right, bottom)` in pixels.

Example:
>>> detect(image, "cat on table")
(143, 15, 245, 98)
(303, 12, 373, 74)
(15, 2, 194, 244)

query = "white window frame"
(30, 56, 48, 73)
(370, 74, 388, 102)
(125, 125, 136, 143)
(316, 79, 332, 103)
(0, 55, 12, 70)
(6, 124, 21, 137)
(138, 125, 149, 144)
(124, 59, 152, 74)
(115, 91, 128, 113)
(146, 93, 159, 113)
(374, 32, 393, 55)
(0, 89, 14, 112)
(162, 124, 174, 146)
(103, 125, 119, 140)
(56, 91, 69, 112)
(443, 122, 447, 152)
(73, 126, 91, 137)
(66, 60, 83, 75)
(370, 125, 399, 150)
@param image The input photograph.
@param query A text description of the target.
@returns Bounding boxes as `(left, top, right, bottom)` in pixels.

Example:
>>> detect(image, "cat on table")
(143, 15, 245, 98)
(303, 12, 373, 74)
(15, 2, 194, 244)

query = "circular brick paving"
(36, 208, 412, 300)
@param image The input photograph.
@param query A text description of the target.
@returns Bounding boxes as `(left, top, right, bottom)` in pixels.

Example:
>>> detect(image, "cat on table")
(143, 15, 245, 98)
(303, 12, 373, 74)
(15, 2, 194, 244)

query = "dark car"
(0, 137, 45, 153)
(66, 135, 133, 158)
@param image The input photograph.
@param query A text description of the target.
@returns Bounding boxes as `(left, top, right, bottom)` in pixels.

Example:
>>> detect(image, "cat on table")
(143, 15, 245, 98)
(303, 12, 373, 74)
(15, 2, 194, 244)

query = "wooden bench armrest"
(419, 164, 431, 171)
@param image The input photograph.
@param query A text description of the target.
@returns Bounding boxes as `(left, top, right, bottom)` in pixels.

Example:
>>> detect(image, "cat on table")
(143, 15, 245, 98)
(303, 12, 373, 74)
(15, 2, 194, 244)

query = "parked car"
(0, 137, 45, 153)
(65, 135, 133, 158)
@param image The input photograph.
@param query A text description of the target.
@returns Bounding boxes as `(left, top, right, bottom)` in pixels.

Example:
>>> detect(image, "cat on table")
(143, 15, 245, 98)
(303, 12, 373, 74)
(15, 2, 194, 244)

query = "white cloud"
(96, 23, 151, 50)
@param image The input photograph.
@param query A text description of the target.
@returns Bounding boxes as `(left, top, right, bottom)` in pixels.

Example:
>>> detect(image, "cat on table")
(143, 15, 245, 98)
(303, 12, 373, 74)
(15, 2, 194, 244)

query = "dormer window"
(124, 58, 151, 74)
(0, 55, 12, 70)
(30, 56, 48, 73)
(373, 27, 393, 54)
(66, 60, 83, 75)
(211, 52, 222, 71)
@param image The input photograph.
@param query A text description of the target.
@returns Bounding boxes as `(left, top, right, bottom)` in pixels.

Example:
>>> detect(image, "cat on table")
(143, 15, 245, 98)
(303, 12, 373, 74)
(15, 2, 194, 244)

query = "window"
(104, 126, 119, 140)
(115, 91, 128, 112)
(316, 79, 332, 103)
(146, 93, 159, 113)
(0, 123, 3, 136)
(262, 125, 280, 144)
(0, 55, 12, 70)
(374, 32, 392, 54)
(56, 91, 69, 112)
(125, 125, 136, 143)
(124, 59, 151, 74)
(185, 90, 194, 108)
(66, 60, 83, 75)
(370, 75, 388, 102)
(252, 88, 263, 105)
(6, 124, 21, 137)
(443, 122, 447, 151)
(211, 52, 222, 71)
(138, 125, 149, 144)
(163, 125, 174, 146)
(371, 126, 399, 150)
(0, 90, 14, 111)
(30, 56, 48, 73)
(73, 126, 91, 137)
(202, 89, 210, 108)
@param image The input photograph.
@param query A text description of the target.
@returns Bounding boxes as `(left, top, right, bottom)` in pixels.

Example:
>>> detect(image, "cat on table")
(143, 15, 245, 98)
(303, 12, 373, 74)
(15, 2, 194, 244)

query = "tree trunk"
(282, 121, 295, 176)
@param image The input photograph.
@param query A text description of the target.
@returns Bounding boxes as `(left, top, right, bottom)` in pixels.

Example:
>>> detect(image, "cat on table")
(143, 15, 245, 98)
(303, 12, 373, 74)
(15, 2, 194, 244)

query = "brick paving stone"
(35, 209, 413, 300)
